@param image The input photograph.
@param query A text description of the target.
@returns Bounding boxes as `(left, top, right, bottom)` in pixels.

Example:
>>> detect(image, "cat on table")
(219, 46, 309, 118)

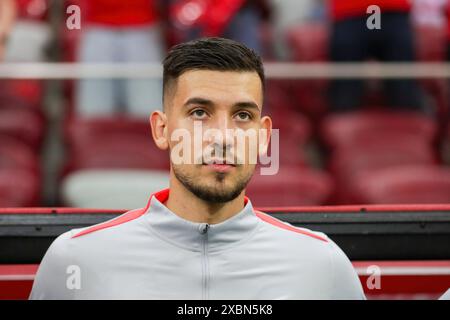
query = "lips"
(202, 158, 236, 166)
(203, 163, 235, 173)
(202, 158, 236, 173)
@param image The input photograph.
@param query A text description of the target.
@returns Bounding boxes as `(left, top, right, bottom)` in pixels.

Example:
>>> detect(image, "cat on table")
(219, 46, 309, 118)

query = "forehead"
(173, 69, 263, 105)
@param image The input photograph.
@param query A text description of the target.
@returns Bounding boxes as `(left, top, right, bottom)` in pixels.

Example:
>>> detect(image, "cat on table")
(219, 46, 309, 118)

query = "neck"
(165, 175, 246, 225)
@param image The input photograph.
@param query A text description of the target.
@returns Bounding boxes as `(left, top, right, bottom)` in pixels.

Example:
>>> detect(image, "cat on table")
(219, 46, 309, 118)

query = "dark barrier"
(1, 204, 450, 263)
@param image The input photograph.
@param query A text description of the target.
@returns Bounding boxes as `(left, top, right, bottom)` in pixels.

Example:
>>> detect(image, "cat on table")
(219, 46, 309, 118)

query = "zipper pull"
(199, 223, 209, 235)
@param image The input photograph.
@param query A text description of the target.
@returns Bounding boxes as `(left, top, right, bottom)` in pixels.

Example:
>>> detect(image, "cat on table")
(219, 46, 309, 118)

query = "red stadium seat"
(0, 136, 40, 173)
(329, 135, 436, 204)
(276, 138, 308, 167)
(0, 169, 40, 207)
(269, 110, 311, 167)
(269, 107, 312, 144)
(246, 166, 334, 206)
(330, 136, 436, 175)
(0, 80, 43, 111)
(66, 135, 169, 171)
(0, 109, 45, 150)
(264, 80, 294, 112)
(64, 117, 169, 173)
(288, 80, 329, 120)
(321, 110, 437, 149)
(351, 165, 450, 204)
(65, 116, 152, 145)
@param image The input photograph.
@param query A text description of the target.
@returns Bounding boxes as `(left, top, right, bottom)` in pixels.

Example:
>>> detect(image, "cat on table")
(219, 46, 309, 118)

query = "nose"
(202, 112, 236, 161)
(206, 112, 235, 147)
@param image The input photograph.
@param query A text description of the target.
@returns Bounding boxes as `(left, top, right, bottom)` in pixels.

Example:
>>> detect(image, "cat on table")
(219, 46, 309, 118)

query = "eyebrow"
(233, 101, 260, 112)
(183, 97, 214, 108)
(183, 97, 261, 111)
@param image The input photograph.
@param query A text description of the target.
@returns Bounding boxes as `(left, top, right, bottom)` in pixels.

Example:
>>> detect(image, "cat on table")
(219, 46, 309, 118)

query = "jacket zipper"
(201, 223, 210, 300)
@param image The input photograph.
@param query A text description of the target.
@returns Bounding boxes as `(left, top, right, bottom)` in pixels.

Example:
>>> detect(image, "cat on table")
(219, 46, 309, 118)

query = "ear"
(258, 116, 272, 157)
(150, 111, 169, 150)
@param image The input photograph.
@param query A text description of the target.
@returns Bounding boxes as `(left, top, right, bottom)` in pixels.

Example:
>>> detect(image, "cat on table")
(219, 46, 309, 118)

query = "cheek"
(236, 130, 260, 164)
(167, 122, 195, 149)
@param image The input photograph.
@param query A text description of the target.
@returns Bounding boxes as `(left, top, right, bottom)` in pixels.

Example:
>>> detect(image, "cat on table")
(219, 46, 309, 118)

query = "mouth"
(202, 159, 236, 173)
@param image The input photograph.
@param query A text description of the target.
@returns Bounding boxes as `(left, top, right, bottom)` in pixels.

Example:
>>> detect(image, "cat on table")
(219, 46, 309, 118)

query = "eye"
(190, 109, 208, 119)
(235, 111, 252, 122)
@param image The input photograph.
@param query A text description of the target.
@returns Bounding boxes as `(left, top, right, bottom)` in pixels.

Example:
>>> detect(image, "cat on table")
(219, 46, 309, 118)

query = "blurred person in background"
(3, 0, 51, 62)
(75, 0, 165, 118)
(0, 0, 16, 61)
(328, 0, 427, 113)
(167, 0, 271, 55)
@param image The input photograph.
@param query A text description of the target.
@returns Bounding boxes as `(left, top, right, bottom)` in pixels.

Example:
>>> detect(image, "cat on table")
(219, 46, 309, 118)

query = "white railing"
(0, 62, 450, 79)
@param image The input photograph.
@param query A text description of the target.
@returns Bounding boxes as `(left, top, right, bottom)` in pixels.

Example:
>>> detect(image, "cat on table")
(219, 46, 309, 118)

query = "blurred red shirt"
(330, 0, 411, 21)
(83, 0, 157, 26)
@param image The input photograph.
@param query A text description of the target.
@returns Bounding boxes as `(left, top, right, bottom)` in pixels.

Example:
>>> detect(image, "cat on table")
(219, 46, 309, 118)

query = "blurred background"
(1, 0, 450, 301)
(0, 0, 449, 209)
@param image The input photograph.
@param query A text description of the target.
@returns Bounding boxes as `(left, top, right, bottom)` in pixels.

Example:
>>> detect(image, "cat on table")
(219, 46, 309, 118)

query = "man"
(30, 38, 365, 299)
(74, 0, 164, 117)
(169, 0, 271, 54)
(328, 0, 425, 113)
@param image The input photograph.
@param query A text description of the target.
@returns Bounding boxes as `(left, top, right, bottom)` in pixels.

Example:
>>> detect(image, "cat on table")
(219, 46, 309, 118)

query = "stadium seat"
(0, 108, 45, 150)
(0, 80, 43, 111)
(270, 108, 312, 143)
(329, 135, 436, 204)
(64, 117, 169, 172)
(276, 138, 308, 167)
(330, 135, 436, 174)
(268, 110, 311, 167)
(246, 165, 334, 207)
(288, 80, 329, 120)
(264, 80, 295, 112)
(351, 165, 450, 204)
(65, 116, 154, 146)
(321, 110, 437, 149)
(0, 136, 40, 173)
(0, 169, 40, 207)
(66, 134, 170, 171)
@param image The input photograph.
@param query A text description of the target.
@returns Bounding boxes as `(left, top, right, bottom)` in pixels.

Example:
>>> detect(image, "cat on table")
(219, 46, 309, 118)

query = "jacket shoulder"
(254, 209, 329, 243)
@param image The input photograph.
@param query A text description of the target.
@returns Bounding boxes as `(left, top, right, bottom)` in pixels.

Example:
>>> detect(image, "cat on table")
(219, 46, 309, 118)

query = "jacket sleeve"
(328, 239, 366, 300)
(29, 231, 76, 300)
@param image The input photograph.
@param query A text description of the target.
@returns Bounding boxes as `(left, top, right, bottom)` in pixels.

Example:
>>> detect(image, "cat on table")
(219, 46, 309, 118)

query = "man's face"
(160, 69, 270, 203)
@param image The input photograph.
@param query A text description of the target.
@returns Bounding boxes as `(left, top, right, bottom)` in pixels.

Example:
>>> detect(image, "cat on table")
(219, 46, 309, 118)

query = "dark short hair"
(162, 37, 265, 102)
